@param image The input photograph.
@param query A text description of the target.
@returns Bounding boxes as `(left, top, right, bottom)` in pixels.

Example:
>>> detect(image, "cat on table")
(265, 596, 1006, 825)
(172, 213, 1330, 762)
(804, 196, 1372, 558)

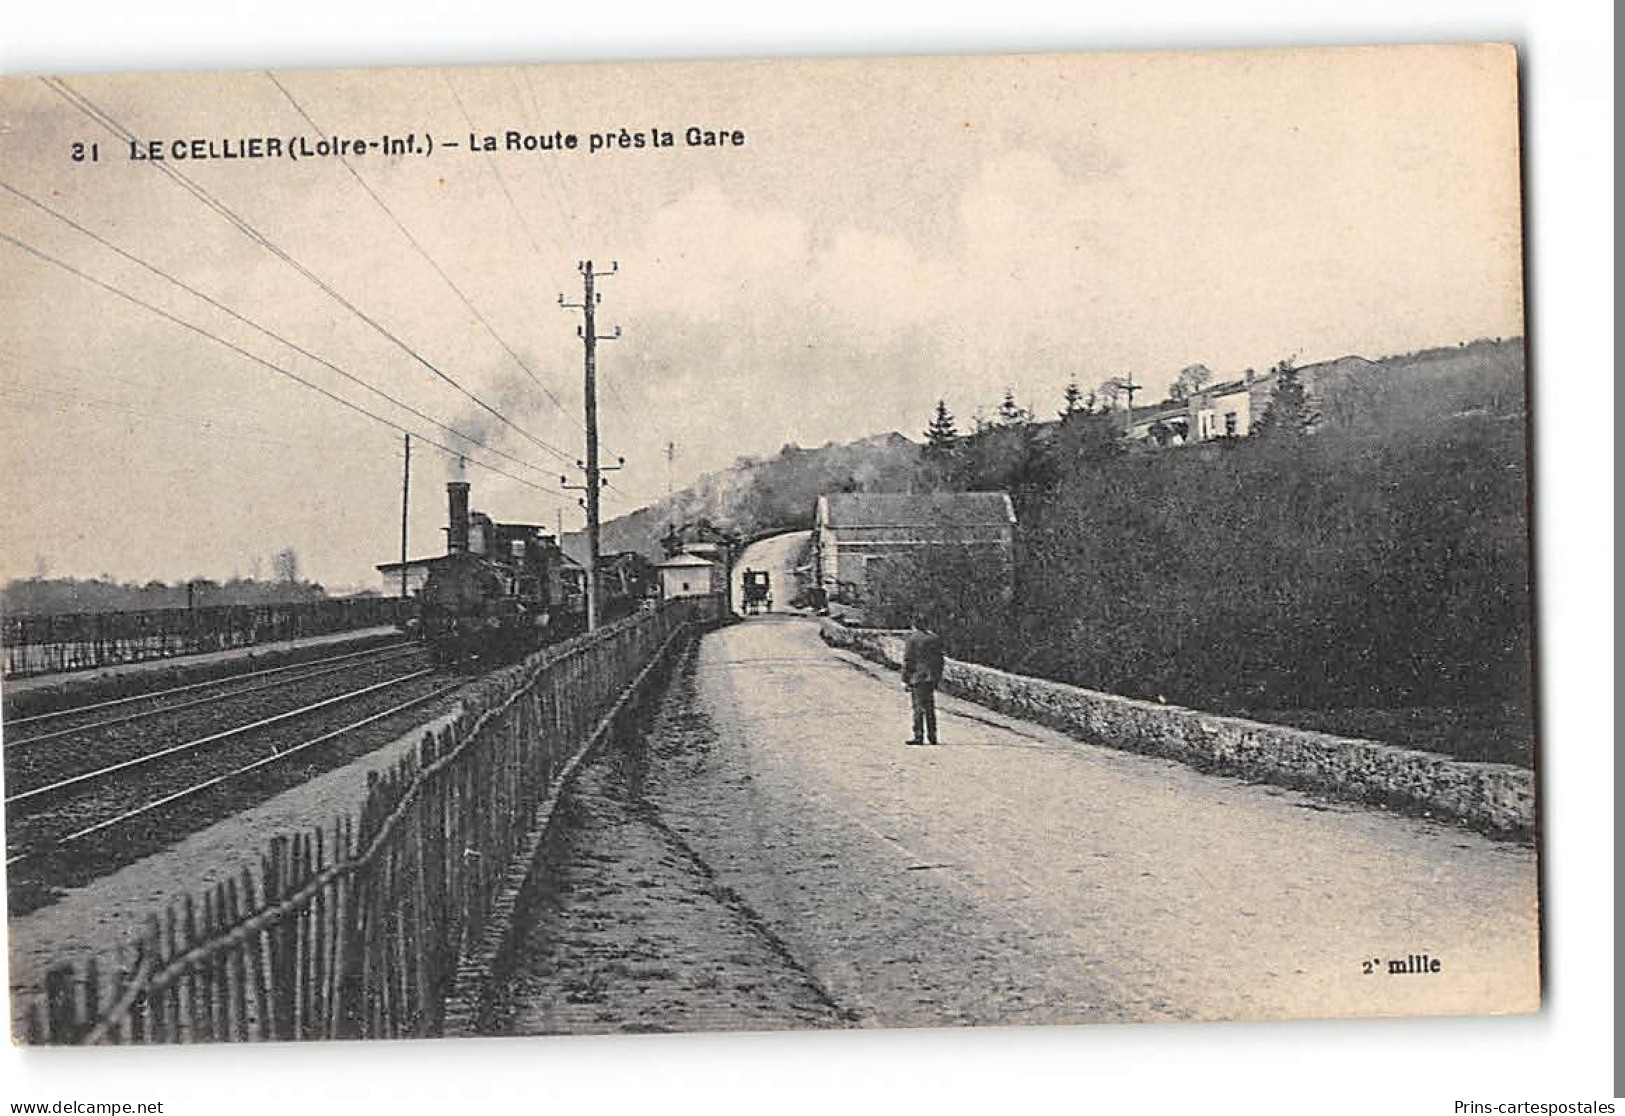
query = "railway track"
(3, 645, 463, 889)
(4, 640, 417, 744)
(5, 645, 428, 792)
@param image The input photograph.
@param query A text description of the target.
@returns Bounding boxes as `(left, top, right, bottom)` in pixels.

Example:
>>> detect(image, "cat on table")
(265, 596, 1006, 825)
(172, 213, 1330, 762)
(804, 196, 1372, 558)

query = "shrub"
(868, 411, 1534, 734)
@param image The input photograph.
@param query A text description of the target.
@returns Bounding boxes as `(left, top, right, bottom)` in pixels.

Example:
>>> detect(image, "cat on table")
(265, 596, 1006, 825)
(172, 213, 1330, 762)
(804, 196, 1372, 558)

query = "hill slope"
(566, 338, 1526, 566)
(564, 432, 923, 563)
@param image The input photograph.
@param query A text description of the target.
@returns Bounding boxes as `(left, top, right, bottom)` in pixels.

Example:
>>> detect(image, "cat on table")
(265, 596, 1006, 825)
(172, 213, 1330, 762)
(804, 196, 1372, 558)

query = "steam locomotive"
(413, 479, 655, 667)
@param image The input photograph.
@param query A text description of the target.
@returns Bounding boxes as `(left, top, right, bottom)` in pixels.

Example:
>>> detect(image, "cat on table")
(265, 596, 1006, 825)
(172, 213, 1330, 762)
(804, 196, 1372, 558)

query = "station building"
(811, 491, 1016, 604)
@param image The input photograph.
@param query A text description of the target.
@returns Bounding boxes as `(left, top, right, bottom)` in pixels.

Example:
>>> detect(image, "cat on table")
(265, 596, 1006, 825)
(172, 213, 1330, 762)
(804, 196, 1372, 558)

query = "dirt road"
(730, 530, 809, 612)
(506, 616, 1539, 1033)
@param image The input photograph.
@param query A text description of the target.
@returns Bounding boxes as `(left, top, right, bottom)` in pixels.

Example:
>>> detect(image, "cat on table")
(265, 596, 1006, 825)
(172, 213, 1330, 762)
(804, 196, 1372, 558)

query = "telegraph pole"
(1113, 372, 1142, 429)
(664, 441, 676, 497)
(560, 260, 623, 631)
(399, 434, 411, 599)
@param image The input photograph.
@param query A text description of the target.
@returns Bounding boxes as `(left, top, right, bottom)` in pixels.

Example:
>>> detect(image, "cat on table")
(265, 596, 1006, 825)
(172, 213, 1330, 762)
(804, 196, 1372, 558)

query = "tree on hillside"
(937, 383, 1102, 513)
(660, 524, 685, 558)
(1096, 376, 1137, 412)
(1318, 365, 1378, 429)
(1253, 359, 1318, 439)
(1052, 407, 1126, 465)
(997, 387, 1031, 426)
(1168, 363, 1212, 402)
(1059, 380, 1093, 421)
(924, 399, 959, 450)
(922, 399, 961, 490)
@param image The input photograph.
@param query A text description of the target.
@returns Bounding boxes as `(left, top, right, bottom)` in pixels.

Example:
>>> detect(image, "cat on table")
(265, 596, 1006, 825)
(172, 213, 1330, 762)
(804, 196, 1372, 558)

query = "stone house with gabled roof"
(812, 491, 1016, 603)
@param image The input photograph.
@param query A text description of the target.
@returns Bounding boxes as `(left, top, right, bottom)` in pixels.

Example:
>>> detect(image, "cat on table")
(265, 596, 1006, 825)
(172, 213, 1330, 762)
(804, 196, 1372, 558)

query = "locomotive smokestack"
(447, 479, 471, 555)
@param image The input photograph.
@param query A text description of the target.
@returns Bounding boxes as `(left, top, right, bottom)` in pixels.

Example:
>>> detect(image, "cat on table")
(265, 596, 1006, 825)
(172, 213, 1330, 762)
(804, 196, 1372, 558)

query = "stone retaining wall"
(820, 621, 1534, 840)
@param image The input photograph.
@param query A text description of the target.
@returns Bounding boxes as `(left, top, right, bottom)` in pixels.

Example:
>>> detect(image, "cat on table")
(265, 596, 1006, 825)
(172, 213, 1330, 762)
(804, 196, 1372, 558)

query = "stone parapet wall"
(819, 620, 1534, 840)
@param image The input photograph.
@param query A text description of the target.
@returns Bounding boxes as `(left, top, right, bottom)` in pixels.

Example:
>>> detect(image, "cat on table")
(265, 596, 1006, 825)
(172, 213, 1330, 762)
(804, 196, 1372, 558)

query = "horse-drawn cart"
(741, 568, 772, 615)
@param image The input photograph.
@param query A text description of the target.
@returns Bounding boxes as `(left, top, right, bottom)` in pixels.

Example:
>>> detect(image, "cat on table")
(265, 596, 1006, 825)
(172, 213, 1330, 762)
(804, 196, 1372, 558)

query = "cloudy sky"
(0, 45, 1523, 588)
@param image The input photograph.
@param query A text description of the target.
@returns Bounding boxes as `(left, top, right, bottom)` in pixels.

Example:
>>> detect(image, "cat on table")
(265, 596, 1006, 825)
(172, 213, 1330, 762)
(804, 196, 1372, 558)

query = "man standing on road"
(902, 615, 945, 746)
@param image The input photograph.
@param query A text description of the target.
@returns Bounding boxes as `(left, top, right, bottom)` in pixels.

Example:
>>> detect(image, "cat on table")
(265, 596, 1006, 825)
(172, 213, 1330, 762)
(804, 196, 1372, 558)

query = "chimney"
(447, 481, 471, 555)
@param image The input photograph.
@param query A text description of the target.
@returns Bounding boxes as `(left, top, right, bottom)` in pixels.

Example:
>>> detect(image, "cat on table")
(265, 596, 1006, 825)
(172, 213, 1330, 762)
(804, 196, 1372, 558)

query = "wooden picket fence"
(3, 597, 410, 678)
(21, 596, 721, 1045)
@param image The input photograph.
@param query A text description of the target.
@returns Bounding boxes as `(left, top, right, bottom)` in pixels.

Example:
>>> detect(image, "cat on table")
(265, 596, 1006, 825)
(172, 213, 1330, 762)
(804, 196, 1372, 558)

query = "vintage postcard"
(0, 44, 1536, 1044)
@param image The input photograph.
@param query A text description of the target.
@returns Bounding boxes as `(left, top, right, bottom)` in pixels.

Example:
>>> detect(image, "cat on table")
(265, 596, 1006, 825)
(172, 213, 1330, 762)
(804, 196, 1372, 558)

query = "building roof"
(1126, 401, 1189, 427)
(656, 553, 717, 570)
(375, 556, 452, 574)
(1199, 375, 1262, 399)
(820, 491, 1015, 528)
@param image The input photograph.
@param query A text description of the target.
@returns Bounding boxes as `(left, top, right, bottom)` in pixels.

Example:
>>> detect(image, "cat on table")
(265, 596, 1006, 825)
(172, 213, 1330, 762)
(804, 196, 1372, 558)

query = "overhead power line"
(438, 70, 634, 476)
(501, 67, 638, 431)
(0, 229, 569, 504)
(441, 72, 556, 264)
(0, 382, 313, 452)
(267, 71, 583, 433)
(42, 75, 577, 467)
(278, 70, 636, 497)
(437, 71, 634, 481)
(0, 179, 559, 483)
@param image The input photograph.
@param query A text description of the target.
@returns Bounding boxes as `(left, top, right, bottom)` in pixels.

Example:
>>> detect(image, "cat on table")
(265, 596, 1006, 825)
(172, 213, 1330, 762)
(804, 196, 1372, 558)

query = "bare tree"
(1096, 377, 1134, 410)
(1168, 363, 1213, 402)
(1318, 365, 1377, 428)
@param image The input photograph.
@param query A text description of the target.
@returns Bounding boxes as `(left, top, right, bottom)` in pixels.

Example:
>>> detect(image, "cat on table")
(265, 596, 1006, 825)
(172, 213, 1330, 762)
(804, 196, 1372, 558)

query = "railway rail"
(4, 645, 462, 886)
(3, 639, 415, 734)
(7, 670, 434, 808)
(5, 646, 428, 790)
(3, 636, 419, 750)
(6, 675, 461, 866)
